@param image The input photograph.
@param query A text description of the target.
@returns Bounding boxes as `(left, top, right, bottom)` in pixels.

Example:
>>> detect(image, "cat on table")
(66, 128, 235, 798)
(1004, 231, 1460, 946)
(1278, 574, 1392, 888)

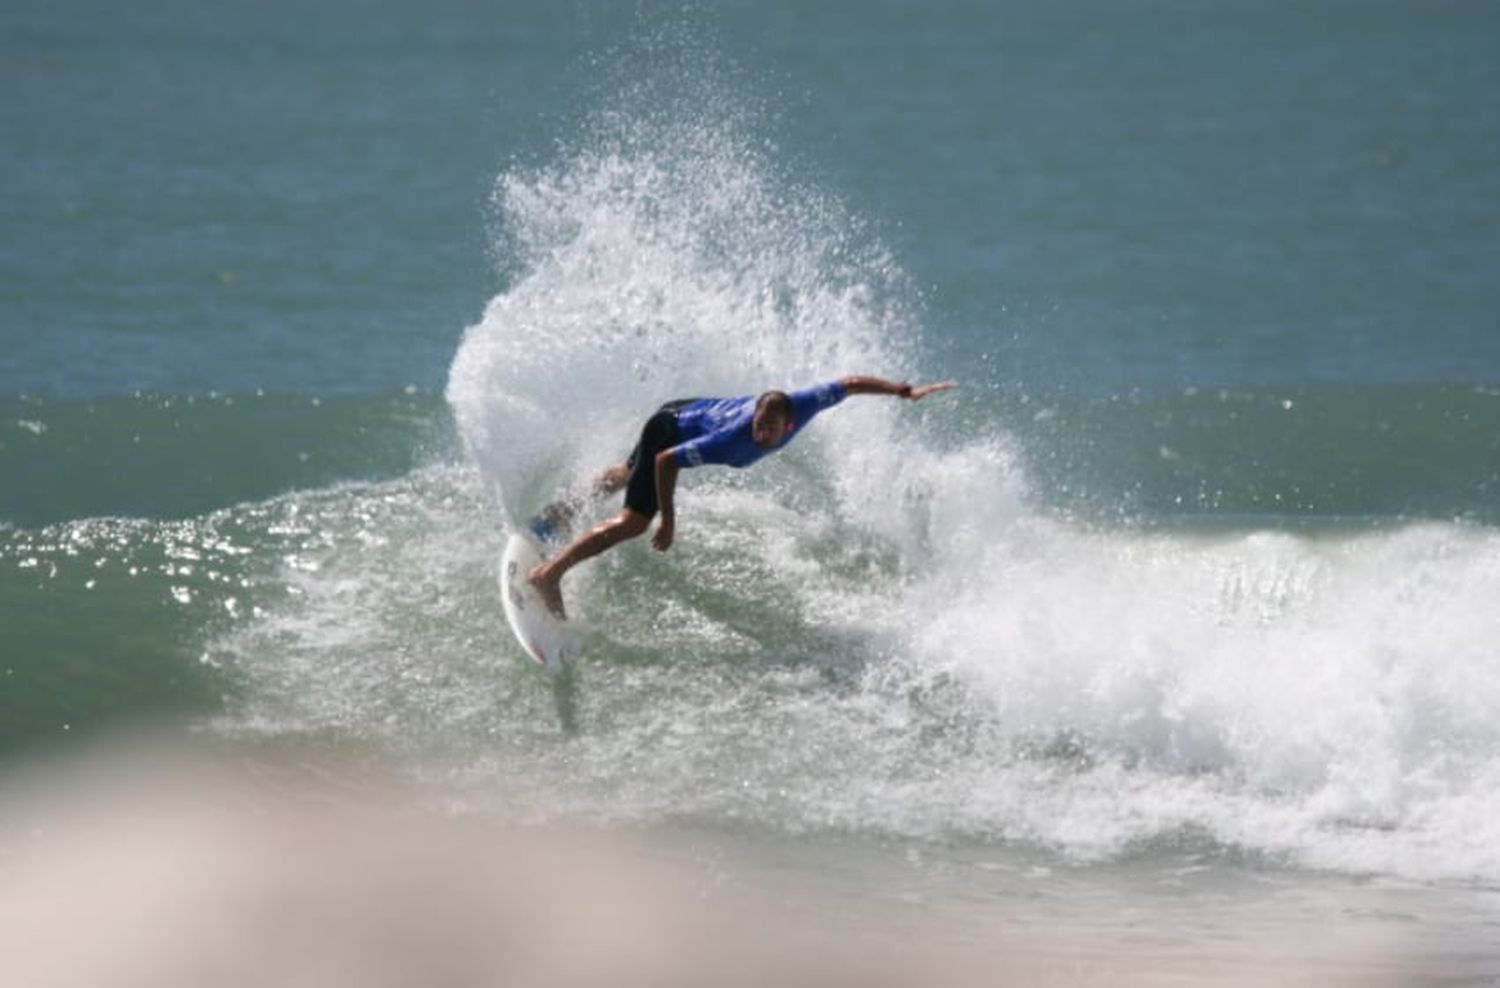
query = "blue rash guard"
(673, 380, 848, 469)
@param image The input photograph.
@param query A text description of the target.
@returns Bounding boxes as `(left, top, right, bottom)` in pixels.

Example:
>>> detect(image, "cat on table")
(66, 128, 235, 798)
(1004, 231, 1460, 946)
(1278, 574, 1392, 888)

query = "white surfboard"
(498, 533, 580, 674)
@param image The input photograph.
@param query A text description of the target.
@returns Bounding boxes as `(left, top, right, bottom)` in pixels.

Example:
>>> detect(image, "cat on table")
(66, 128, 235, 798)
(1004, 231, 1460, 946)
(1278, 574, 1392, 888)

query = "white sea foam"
(896, 518, 1500, 879)
(215, 470, 1500, 882)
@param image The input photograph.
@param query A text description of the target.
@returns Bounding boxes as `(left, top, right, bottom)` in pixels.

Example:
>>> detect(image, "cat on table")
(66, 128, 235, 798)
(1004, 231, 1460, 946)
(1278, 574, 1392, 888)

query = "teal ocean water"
(4, 1, 1500, 970)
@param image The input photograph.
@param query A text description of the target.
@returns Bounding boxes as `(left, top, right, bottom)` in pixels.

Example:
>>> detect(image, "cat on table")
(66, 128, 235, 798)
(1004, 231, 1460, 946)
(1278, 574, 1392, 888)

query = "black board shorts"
(623, 399, 694, 517)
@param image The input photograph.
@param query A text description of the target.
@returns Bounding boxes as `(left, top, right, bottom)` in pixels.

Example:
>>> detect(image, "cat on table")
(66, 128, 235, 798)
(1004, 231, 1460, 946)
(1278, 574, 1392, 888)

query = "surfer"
(528, 375, 956, 617)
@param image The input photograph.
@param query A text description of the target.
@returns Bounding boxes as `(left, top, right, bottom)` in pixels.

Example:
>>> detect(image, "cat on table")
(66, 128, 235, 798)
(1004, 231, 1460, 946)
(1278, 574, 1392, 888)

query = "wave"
(163, 460, 1498, 885)
(14, 419, 1496, 884)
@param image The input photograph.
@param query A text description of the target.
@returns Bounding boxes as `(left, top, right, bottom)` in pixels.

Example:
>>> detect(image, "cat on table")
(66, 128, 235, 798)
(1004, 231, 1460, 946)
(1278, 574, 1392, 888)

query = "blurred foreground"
(0, 737, 1484, 987)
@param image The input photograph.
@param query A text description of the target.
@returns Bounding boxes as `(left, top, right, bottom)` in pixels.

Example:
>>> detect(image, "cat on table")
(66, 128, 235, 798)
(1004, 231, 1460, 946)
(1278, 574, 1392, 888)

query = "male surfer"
(528, 375, 956, 617)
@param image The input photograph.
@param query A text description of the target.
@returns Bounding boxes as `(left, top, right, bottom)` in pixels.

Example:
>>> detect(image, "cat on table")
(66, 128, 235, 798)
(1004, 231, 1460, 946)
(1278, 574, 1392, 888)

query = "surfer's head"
(752, 391, 794, 447)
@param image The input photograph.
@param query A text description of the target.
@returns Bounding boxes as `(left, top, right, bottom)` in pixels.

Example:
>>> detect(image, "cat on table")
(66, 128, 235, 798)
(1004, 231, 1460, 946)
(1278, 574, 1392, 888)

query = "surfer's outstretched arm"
(839, 375, 957, 400)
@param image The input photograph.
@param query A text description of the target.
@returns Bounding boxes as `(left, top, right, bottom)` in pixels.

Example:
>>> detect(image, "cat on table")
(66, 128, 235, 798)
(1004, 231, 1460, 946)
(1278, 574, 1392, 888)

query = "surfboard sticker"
(498, 532, 579, 674)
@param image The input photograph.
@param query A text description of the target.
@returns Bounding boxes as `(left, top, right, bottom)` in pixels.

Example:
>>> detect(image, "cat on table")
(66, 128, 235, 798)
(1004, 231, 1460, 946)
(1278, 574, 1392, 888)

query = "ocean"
(3, 0, 1499, 981)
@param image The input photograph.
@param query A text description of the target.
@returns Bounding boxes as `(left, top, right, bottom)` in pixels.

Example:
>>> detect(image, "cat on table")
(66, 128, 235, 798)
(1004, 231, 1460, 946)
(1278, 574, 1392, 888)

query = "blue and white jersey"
(672, 380, 848, 469)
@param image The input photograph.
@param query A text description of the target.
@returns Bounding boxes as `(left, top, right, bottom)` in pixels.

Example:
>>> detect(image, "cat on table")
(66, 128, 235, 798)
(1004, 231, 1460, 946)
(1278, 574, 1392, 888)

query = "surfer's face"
(751, 407, 791, 447)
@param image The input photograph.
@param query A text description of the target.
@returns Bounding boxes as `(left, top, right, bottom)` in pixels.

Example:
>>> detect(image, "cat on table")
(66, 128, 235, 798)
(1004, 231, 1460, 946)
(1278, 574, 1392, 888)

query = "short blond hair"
(756, 390, 792, 419)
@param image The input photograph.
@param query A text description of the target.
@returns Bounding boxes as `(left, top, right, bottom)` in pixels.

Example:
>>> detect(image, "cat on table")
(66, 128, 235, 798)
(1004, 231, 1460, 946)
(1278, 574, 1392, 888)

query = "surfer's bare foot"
(527, 565, 567, 620)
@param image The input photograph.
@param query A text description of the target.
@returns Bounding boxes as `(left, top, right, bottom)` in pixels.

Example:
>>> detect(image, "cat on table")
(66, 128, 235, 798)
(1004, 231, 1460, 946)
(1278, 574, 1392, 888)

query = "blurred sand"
(0, 739, 1485, 987)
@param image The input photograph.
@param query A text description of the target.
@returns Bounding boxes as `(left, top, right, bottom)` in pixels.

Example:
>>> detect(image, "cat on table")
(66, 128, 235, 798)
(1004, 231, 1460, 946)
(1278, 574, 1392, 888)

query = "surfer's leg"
(591, 462, 630, 497)
(531, 463, 631, 543)
(529, 508, 649, 618)
(529, 409, 675, 617)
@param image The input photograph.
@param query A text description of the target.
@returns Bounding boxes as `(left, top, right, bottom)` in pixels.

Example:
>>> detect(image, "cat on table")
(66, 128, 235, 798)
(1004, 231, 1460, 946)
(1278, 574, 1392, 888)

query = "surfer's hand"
(906, 380, 957, 401)
(651, 519, 674, 552)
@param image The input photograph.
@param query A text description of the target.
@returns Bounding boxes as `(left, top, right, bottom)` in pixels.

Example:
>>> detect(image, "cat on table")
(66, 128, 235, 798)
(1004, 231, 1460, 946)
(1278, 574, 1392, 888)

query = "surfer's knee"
(616, 510, 650, 538)
(594, 462, 630, 495)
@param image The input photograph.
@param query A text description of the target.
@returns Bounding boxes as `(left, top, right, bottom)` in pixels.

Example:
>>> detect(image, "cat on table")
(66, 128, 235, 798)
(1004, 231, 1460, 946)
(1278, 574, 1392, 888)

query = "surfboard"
(498, 532, 579, 674)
